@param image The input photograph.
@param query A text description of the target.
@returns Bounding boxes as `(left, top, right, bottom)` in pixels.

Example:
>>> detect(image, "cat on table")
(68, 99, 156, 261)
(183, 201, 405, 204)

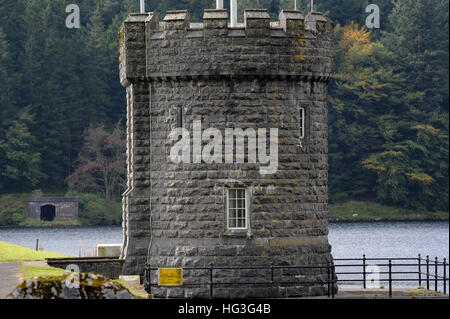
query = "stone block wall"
(46, 257, 124, 280)
(119, 8, 335, 298)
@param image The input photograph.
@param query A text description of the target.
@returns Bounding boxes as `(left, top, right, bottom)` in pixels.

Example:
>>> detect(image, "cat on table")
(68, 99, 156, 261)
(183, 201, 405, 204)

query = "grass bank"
(21, 265, 67, 280)
(19, 220, 82, 227)
(329, 201, 449, 221)
(0, 241, 69, 262)
(1, 241, 143, 298)
(1, 241, 70, 291)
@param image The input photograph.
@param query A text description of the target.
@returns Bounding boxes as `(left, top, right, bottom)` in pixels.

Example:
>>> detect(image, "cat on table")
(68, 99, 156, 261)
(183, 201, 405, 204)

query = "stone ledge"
(129, 73, 332, 83)
(46, 257, 124, 279)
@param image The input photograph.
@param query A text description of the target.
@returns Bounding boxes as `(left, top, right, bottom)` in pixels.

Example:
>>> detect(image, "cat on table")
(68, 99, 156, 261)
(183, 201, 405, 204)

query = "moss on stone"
(8, 272, 134, 299)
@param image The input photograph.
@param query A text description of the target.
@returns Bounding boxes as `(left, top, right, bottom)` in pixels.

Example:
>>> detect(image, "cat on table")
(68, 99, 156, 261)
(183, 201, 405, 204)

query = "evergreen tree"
(0, 109, 44, 191)
(0, 0, 27, 108)
(328, 23, 424, 201)
(383, 0, 449, 112)
(363, 118, 449, 211)
(0, 26, 11, 121)
(314, 0, 369, 26)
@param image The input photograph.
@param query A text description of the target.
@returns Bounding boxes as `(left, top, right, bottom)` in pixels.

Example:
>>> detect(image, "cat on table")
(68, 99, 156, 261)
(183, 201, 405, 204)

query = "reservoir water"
(328, 221, 449, 292)
(1, 221, 448, 291)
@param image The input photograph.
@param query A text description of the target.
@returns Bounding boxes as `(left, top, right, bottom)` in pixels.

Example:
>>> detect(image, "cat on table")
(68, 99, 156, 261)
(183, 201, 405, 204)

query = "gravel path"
(0, 262, 21, 299)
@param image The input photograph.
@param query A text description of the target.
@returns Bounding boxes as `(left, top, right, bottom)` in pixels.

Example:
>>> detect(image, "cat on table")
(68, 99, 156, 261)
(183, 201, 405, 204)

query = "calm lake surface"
(1, 221, 448, 290)
(1, 221, 447, 259)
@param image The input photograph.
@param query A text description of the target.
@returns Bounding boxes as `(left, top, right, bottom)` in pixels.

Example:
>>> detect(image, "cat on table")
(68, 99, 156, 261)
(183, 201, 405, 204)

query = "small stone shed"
(28, 197, 78, 221)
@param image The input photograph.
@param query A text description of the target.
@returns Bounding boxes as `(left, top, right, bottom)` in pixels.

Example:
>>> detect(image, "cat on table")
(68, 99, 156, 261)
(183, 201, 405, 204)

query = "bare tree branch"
(65, 122, 126, 200)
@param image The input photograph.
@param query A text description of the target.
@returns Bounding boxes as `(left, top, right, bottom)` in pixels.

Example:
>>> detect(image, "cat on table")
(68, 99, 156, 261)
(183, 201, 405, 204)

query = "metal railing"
(334, 255, 448, 297)
(144, 254, 449, 298)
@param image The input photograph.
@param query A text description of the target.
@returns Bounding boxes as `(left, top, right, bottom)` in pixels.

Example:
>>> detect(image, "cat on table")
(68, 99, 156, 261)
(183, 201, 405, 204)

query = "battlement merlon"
(119, 9, 334, 87)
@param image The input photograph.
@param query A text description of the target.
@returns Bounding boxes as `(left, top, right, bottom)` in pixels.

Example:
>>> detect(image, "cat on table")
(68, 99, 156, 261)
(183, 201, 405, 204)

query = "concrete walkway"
(119, 279, 151, 299)
(0, 262, 21, 299)
(304, 288, 449, 299)
(22, 261, 48, 267)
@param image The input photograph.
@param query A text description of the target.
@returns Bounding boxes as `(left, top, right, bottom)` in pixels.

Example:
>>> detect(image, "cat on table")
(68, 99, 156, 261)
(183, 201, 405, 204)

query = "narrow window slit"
(177, 106, 183, 128)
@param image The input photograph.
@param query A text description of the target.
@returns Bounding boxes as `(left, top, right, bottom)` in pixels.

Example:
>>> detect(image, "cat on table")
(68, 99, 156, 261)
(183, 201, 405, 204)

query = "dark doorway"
(40, 205, 56, 221)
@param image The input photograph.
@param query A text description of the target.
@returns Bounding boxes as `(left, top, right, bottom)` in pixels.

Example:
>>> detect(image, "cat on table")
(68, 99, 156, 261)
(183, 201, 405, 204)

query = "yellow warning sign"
(158, 268, 183, 286)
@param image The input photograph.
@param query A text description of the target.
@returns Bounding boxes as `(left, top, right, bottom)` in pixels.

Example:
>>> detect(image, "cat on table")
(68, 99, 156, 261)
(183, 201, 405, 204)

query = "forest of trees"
(0, 0, 448, 212)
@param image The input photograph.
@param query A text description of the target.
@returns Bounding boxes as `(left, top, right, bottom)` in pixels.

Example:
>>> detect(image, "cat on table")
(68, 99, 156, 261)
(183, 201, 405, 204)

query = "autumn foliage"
(65, 123, 126, 200)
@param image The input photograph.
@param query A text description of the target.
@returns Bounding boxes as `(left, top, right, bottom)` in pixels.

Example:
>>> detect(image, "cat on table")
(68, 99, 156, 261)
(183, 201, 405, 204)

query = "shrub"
(0, 208, 26, 226)
(78, 193, 122, 226)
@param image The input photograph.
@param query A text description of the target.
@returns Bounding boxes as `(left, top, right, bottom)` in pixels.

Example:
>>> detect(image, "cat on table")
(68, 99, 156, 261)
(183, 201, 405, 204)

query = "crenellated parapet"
(119, 9, 334, 86)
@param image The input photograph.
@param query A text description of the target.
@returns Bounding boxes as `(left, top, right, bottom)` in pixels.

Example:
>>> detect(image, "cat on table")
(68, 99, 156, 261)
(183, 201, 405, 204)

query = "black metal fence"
(334, 255, 448, 297)
(144, 255, 449, 298)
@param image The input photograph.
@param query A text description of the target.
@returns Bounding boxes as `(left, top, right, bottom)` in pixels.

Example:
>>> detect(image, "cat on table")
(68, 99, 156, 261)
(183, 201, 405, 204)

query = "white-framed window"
(227, 188, 247, 230)
(299, 107, 305, 139)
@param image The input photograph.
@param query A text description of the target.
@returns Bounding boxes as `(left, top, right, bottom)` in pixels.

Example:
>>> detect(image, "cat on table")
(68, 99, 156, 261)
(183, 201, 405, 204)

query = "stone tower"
(119, 7, 335, 298)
